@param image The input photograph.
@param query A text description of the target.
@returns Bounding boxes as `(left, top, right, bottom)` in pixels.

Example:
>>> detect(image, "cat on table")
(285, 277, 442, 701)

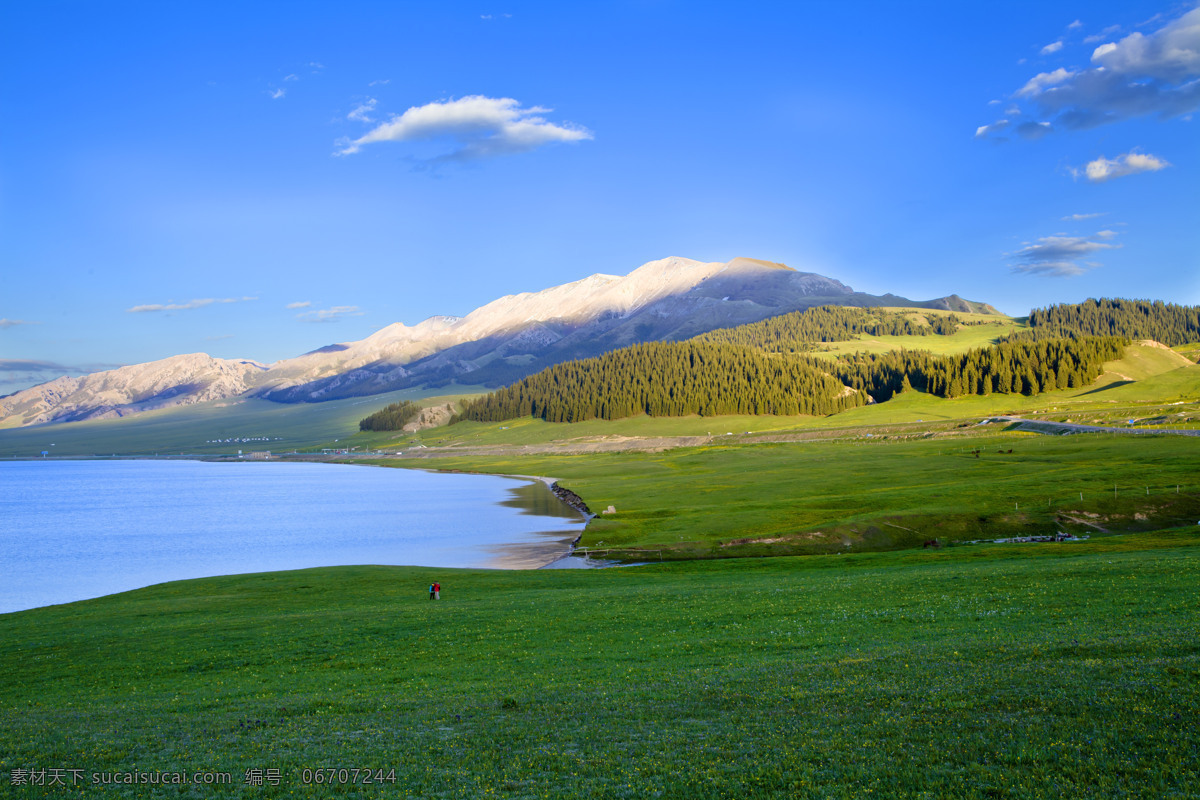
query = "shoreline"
(4, 454, 605, 570)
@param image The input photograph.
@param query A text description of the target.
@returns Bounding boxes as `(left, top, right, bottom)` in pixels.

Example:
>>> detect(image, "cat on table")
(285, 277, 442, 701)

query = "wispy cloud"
(284, 74, 299, 82)
(335, 95, 592, 161)
(1067, 20, 1083, 31)
(1070, 150, 1170, 182)
(0, 358, 74, 372)
(269, 88, 286, 100)
(0, 318, 39, 329)
(1083, 24, 1121, 44)
(1040, 40, 1064, 55)
(286, 301, 312, 309)
(347, 98, 378, 123)
(297, 305, 364, 323)
(368, 79, 390, 86)
(975, 119, 1010, 138)
(978, 7, 1200, 138)
(1015, 67, 1076, 98)
(1008, 231, 1121, 277)
(1014, 120, 1052, 139)
(1061, 212, 1106, 221)
(127, 297, 257, 313)
(0, 359, 124, 393)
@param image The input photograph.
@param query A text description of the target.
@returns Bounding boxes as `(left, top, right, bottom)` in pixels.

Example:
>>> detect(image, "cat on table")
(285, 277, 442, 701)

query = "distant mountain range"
(0, 256, 998, 427)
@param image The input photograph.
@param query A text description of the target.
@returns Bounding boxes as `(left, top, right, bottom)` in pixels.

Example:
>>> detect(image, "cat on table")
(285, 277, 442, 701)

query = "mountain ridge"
(1, 256, 998, 427)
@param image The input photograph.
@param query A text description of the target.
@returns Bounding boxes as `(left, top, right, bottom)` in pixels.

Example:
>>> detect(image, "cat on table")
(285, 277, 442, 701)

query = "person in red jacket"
(433, 581, 441, 600)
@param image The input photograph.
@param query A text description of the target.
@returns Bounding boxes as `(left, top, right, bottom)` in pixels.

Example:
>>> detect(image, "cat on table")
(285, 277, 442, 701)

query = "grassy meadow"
(1, 532, 1198, 798)
(378, 432, 1200, 559)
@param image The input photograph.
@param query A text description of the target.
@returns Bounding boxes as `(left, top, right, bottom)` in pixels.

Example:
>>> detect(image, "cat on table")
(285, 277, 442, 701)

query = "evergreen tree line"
(451, 335, 1126, 424)
(695, 305, 961, 353)
(451, 341, 867, 423)
(359, 400, 422, 431)
(829, 336, 1126, 403)
(1015, 298, 1200, 347)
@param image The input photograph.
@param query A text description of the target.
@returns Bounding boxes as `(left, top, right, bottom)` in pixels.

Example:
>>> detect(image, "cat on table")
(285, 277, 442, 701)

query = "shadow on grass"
(1079, 379, 1135, 396)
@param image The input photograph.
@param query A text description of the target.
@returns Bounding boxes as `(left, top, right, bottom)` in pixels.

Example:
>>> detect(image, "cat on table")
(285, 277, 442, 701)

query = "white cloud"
(269, 88, 286, 100)
(286, 301, 312, 309)
(1091, 10, 1200, 81)
(127, 297, 257, 313)
(1068, 20, 1083, 31)
(1008, 232, 1120, 276)
(0, 318, 39, 329)
(298, 305, 364, 323)
(1071, 150, 1171, 182)
(981, 9, 1200, 138)
(1061, 212, 1106, 221)
(1016, 67, 1077, 97)
(975, 119, 1010, 138)
(347, 98, 378, 123)
(284, 74, 299, 82)
(1041, 40, 1064, 55)
(369, 79, 390, 86)
(336, 95, 592, 161)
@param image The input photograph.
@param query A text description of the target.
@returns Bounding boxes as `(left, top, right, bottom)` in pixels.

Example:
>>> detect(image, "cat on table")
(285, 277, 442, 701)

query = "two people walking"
(428, 581, 440, 600)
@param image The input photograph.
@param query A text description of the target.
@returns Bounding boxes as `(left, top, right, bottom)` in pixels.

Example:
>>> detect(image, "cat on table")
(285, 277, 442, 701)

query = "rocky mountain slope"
(0, 354, 266, 426)
(1, 256, 997, 427)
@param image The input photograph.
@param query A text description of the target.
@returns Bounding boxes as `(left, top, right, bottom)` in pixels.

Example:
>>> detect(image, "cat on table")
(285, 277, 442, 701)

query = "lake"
(0, 459, 587, 614)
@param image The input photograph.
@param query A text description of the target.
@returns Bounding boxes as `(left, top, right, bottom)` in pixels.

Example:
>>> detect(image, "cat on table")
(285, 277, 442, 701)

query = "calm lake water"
(0, 459, 586, 614)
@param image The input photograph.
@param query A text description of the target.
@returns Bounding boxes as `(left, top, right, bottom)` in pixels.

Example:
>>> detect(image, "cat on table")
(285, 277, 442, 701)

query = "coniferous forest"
(359, 400, 422, 431)
(452, 341, 865, 423)
(1020, 299, 1200, 346)
(450, 297, 1200, 425)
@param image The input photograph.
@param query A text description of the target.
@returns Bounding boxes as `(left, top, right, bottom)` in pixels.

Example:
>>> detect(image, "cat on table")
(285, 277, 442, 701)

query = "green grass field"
(385, 432, 1200, 559)
(2, 532, 1198, 798)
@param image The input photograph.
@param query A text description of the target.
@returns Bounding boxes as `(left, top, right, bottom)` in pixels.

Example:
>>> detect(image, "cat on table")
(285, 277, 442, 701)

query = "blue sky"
(2, 1, 1198, 394)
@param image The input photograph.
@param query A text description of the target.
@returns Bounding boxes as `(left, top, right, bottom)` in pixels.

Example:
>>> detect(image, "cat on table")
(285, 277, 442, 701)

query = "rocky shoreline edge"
(548, 481, 593, 518)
